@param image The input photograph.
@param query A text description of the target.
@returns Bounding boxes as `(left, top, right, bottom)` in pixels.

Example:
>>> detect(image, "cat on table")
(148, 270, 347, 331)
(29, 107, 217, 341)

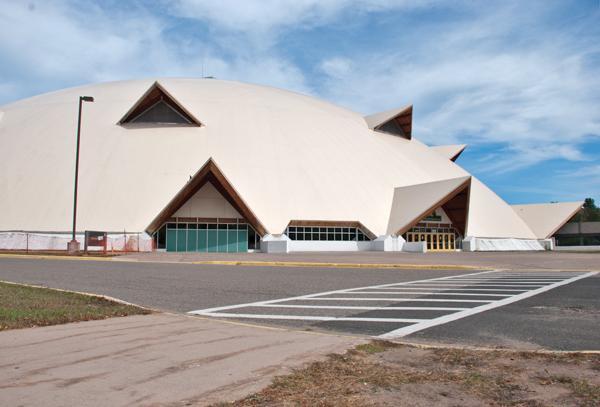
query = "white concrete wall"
(288, 240, 373, 252)
(174, 182, 240, 218)
(261, 234, 290, 253)
(402, 241, 427, 253)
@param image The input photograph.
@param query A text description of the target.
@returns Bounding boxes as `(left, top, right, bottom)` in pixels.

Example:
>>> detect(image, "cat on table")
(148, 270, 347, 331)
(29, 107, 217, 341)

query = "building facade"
(0, 79, 581, 252)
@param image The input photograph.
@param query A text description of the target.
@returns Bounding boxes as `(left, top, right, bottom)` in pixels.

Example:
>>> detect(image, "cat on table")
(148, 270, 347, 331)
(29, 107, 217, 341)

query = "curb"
(189, 260, 483, 270)
(0, 253, 483, 270)
(0, 279, 157, 313)
(384, 339, 600, 355)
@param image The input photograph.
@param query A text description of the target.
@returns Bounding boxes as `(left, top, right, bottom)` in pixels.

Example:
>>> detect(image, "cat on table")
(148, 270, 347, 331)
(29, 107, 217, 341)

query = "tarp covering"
(468, 237, 544, 251)
(0, 232, 153, 252)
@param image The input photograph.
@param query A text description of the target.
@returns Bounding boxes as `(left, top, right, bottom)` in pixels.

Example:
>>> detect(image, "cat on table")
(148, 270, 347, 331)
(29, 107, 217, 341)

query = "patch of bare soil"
(215, 341, 600, 407)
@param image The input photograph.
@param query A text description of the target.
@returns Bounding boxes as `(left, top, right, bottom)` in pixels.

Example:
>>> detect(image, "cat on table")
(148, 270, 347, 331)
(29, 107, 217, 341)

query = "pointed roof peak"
(431, 144, 467, 161)
(118, 81, 202, 127)
(146, 157, 266, 236)
(364, 105, 412, 140)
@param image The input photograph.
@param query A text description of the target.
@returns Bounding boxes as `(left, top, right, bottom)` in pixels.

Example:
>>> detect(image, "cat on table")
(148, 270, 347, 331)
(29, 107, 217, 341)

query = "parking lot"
(0, 253, 598, 350)
(190, 270, 596, 340)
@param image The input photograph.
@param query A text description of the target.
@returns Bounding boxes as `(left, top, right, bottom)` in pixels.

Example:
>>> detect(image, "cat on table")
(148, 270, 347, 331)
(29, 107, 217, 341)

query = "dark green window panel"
(237, 230, 248, 252)
(207, 230, 218, 252)
(198, 228, 207, 252)
(217, 230, 228, 252)
(227, 230, 238, 252)
(176, 230, 187, 252)
(166, 229, 177, 252)
(187, 229, 197, 252)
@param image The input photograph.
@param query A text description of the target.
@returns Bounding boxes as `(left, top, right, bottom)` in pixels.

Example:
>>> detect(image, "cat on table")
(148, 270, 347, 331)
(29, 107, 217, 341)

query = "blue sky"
(1, 0, 599, 204)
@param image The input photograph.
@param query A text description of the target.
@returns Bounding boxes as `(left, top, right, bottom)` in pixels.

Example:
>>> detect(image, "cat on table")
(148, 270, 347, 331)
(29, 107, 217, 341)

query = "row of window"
(166, 223, 248, 230)
(286, 226, 371, 241)
(155, 222, 260, 250)
(409, 227, 455, 234)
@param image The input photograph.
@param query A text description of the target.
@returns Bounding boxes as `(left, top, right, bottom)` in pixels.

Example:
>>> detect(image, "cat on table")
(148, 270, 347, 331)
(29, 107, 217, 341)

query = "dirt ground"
(223, 341, 600, 407)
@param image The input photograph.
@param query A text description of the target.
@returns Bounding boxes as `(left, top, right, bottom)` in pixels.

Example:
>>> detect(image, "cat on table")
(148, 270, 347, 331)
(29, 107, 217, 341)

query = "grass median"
(0, 281, 150, 330)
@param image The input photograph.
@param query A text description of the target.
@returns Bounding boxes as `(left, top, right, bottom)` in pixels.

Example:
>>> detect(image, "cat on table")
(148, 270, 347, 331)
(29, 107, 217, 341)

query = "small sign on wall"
(84, 231, 107, 253)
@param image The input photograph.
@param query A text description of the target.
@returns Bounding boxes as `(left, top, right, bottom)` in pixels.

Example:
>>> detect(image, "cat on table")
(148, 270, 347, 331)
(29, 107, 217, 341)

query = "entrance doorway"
(405, 232, 456, 251)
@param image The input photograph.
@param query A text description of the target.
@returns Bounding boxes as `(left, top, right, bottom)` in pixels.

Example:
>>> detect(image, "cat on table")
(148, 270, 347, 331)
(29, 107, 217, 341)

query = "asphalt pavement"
(405, 274, 600, 350)
(0, 257, 471, 312)
(0, 255, 598, 350)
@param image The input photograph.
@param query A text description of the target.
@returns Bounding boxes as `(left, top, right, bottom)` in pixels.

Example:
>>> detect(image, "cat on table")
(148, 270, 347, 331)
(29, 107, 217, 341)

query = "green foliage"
(570, 197, 600, 222)
(583, 198, 597, 209)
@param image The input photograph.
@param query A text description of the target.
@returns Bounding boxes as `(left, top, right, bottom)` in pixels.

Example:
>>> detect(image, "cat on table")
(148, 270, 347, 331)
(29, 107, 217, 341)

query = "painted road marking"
(379, 271, 598, 339)
(188, 270, 597, 337)
(190, 269, 499, 314)
(365, 287, 528, 292)
(302, 297, 492, 302)
(201, 314, 426, 323)
(345, 291, 511, 297)
(256, 304, 470, 311)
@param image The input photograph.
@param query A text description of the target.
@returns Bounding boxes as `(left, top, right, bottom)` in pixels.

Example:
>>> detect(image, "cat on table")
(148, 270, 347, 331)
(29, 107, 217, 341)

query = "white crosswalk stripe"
(188, 270, 597, 338)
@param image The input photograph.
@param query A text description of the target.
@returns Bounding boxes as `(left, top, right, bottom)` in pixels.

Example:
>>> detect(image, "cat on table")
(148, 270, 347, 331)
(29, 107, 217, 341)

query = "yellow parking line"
(0, 253, 486, 270)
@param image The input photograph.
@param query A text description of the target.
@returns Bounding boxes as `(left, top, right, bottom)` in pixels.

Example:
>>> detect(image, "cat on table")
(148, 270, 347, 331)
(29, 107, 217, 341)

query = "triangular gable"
(466, 177, 537, 239)
(364, 105, 412, 139)
(431, 144, 467, 162)
(512, 201, 583, 239)
(118, 81, 202, 126)
(146, 158, 266, 236)
(387, 176, 471, 235)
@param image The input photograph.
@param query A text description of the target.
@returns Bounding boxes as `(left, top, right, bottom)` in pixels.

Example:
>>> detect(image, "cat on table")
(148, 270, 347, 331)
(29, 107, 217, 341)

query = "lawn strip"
(0, 281, 150, 330)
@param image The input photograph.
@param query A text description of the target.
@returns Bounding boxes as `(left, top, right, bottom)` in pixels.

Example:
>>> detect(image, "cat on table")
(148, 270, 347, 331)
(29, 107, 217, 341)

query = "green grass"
(0, 282, 150, 330)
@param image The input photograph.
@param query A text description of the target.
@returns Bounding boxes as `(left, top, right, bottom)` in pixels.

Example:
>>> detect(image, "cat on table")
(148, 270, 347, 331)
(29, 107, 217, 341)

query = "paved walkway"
(0, 314, 362, 406)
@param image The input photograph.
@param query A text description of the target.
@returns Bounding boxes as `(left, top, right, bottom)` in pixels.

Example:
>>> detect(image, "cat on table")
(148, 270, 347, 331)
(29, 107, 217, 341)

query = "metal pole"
(72, 97, 83, 243)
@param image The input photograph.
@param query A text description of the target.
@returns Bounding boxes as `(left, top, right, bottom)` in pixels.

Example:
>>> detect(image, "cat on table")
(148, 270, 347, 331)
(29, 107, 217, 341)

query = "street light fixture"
(67, 96, 94, 254)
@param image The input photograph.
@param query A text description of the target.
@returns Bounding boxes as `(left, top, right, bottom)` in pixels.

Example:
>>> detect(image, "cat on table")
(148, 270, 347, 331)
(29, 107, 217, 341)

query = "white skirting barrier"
(0, 232, 153, 252)
(463, 237, 545, 251)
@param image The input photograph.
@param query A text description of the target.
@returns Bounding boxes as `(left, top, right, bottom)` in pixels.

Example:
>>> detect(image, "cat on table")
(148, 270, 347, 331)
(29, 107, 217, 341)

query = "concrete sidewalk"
(0, 314, 362, 406)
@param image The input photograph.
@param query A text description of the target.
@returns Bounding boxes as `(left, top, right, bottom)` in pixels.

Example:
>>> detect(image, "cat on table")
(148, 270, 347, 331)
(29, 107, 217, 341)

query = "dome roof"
(0, 78, 536, 238)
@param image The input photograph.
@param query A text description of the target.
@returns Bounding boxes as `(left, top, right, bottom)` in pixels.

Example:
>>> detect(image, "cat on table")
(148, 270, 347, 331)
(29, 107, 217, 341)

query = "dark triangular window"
(131, 99, 191, 124)
(377, 118, 406, 137)
(119, 82, 201, 127)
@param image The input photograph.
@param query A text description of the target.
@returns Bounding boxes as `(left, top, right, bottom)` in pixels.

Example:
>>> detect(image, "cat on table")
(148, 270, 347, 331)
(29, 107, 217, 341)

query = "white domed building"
(0, 79, 582, 252)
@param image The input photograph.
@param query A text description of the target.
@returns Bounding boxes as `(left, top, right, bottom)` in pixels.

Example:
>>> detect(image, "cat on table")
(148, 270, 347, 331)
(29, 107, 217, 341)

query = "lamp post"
(67, 96, 94, 254)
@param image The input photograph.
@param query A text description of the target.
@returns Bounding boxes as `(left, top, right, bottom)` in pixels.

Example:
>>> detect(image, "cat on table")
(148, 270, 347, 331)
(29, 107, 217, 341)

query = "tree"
(572, 197, 600, 222)
(583, 198, 597, 210)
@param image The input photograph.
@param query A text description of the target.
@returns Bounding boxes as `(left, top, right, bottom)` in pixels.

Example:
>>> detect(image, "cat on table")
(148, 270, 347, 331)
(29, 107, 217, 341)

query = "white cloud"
(0, 1, 312, 102)
(319, 57, 353, 78)
(167, 0, 433, 34)
(315, 4, 600, 171)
